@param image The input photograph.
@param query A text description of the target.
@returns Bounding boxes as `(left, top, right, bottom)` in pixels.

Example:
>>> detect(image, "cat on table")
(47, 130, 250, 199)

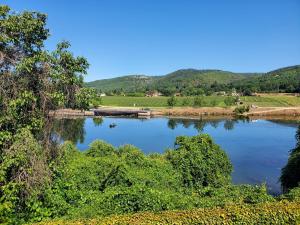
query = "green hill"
(85, 75, 160, 93)
(85, 69, 249, 94)
(85, 65, 300, 94)
(232, 65, 300, 93)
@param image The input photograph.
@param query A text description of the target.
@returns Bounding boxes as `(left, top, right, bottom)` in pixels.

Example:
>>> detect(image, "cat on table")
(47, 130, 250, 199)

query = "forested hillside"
(85, 75, 160, 93)
(86, 66, 300, 95)
(233, 65, 300, 93)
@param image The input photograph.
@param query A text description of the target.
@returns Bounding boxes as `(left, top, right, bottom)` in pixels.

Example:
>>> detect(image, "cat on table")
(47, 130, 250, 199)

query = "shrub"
(281, 149, 300, 192)
(234, 105, 250, 115)
(167, 96, 177, 107)
(85, 140, 116, 157)
(165, 134, 232, 188)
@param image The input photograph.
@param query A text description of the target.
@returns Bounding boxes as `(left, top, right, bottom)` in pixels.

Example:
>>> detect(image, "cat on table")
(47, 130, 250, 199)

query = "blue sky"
(2, 0, 300, 81)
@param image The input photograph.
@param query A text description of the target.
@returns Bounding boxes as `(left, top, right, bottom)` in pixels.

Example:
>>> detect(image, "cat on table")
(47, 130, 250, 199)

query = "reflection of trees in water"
(193, 120, 206, 132)
(168, 119, 177, 130)
(93, 117, 103, 126)
(167, 117, 252, 132)
(224, 120, 235, 130)
(52, 118, 86, 144)
(280, 125, 300, 192)
(209, 120, 219, 128)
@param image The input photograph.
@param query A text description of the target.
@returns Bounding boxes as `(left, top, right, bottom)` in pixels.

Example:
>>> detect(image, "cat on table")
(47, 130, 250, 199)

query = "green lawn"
(95, 95, 300, 108)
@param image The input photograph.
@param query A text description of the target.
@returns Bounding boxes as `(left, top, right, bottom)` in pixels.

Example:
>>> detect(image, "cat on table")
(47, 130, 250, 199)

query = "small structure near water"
(94, 109, 151, 118)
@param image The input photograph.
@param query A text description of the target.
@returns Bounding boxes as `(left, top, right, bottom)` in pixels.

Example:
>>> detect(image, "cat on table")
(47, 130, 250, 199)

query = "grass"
(96, 95, 300, 108)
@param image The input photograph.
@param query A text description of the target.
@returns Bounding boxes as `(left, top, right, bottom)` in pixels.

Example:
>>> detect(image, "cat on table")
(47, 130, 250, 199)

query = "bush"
(167, 96, 177, 107)
(234, 105, 250, 115)
(165, 134, 232, 188)
(85, 140, 116, 157)
(281, 149, 300, 191)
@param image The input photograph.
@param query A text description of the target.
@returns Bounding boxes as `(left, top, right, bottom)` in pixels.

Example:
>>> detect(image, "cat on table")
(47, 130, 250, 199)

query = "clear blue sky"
(2, 0, 300, 81)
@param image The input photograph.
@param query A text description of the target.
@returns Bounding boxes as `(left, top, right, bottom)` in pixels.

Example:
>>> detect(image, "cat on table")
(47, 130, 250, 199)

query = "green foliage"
(193, 96, 205, 107)
(32, 200, 300, 225)
(224, 96, 236, 106)
(234, 105, 250, 115)
(0, 129, 50, 223)
(85, 140, 115, 157)
(0, 5, 90, 224)
(281, 126, 300, 191)
(181, 97, 190, 106)
(98, 95, 300, 107)
(75, 88, 96, 110)
(167, 96, 177, 107)
(86, 65, 300, 95)
(165, 135, 232, 188)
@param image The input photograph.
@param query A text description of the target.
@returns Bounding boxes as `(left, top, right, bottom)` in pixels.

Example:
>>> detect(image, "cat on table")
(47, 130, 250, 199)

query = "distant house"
(99, 93, 106, 97)
(174, 92, 181, 96)
(146, 90, 162, 97)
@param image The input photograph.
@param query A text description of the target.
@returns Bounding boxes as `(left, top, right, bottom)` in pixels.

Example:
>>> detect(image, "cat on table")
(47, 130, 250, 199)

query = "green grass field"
(95, 95, 300, 108)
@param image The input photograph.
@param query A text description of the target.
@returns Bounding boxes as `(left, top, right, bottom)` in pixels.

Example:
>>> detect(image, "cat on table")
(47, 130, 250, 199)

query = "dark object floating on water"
(109, 123, 117, 128)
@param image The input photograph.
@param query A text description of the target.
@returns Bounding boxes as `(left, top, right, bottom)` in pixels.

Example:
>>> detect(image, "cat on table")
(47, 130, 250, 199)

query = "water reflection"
(167, 117, 250, 132)
(52, 118, 86, 144)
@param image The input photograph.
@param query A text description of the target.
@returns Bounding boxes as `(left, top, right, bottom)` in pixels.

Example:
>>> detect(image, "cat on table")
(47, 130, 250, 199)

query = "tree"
(167, 96, 177, 107)
(0, 5, 90, 222)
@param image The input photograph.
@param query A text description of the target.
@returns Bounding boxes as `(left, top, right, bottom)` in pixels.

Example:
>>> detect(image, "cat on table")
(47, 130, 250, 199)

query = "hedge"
(31, 200, 300, 225)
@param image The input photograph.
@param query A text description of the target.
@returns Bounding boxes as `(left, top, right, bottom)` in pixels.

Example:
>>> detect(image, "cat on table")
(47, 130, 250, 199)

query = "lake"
(52, 116, 299, 194)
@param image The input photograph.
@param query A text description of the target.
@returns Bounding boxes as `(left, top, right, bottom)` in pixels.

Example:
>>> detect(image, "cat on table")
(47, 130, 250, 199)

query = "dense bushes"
(1, 133, 299, 223)
(281, 126, 300, 191)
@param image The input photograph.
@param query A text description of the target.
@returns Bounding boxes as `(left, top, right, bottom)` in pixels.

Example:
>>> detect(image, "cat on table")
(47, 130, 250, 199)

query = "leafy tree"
(0, 5, 90, 223)
(75, 88, 96, 110)
(167, 96, 177, 107)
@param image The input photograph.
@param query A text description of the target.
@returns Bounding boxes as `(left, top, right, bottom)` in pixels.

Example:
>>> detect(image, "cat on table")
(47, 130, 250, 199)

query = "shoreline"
(50, 106, 300, 120)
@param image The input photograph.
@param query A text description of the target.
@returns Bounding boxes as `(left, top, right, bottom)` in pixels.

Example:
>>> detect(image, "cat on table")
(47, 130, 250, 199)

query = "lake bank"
(49, 106, 300, 120)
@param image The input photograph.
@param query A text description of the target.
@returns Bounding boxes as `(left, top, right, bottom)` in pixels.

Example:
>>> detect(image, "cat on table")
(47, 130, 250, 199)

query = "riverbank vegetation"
(1, 5, 300, 225)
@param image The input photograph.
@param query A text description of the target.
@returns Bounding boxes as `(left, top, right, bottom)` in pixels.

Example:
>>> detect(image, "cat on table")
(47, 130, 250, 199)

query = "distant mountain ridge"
(85, 65, 300, 94)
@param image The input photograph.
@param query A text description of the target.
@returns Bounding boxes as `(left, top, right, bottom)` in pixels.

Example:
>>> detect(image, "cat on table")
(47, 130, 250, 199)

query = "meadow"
(97, 95, 300, 108)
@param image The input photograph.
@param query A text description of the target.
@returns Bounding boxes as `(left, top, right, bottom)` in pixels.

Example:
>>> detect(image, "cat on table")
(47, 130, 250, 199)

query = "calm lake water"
(52, 116, 299, 194)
